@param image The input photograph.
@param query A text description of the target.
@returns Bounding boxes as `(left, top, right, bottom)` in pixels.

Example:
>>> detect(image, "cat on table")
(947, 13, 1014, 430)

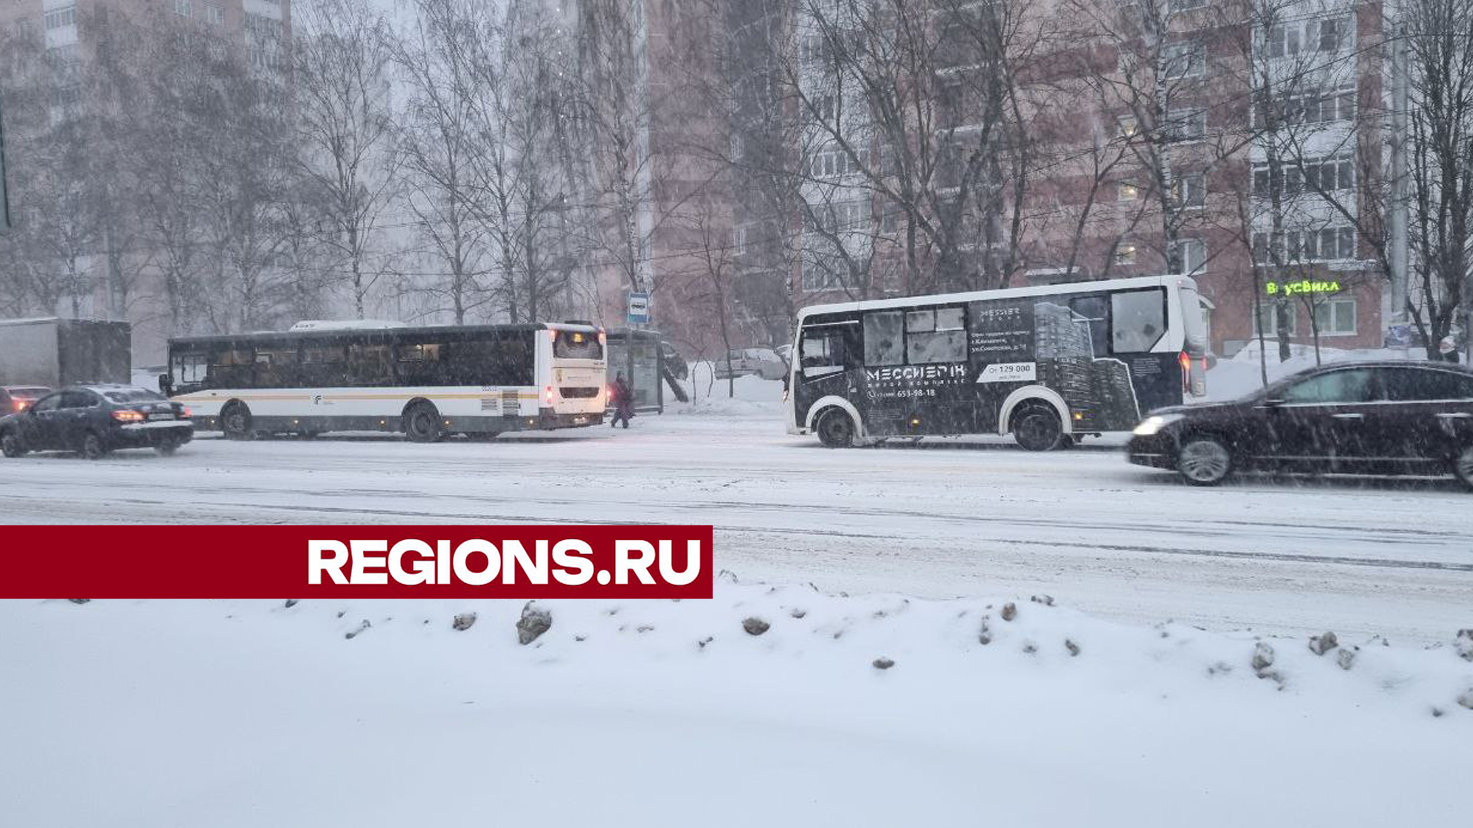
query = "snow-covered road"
(2, 411, 1470, 642)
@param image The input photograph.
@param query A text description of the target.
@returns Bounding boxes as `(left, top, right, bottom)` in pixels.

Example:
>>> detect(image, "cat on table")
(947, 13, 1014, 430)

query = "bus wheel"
(404, 402, 443, 443)
(1012, 404, 1063, 452)
(816, 408, 856, 448)
(221, 402, 253, 440)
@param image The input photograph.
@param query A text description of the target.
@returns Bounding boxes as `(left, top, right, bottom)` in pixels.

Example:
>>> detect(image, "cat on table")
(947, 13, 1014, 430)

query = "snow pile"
(1205, 344, 1430, 402)
(1, 583, 1469, 827)
(674, 368, 784, 417)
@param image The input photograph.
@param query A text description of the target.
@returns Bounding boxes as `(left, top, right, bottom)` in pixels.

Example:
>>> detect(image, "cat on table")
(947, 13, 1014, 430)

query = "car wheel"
(1, 431, 26, 458)
(221, 402, 254, 440)
(404, 402, 443, 443)
(815, 408, 856, 448)
(1012, 404, 1063, 452)
(1454, 445, 1473, 491)
(81, 432, 107, 461)
(1177, 436, 1232, 486)
(155, 438, 180, 457)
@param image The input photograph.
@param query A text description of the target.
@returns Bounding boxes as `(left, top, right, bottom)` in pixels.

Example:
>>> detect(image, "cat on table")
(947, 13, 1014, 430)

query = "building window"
(801, 255, 845, 292)
(1117, 181, 1139, 201)
(1253, 156, 1354, 197)
(207, 2, 225, 25)
(1166, 107, 1207, 141)
(1114, 243, 1137, 266)
(732, 225, 749, 257)
(1163, 41, 1205, 79)
(44, 5, 77, 29)
(1254, 227, 1356, 263)
(1254, 87, 1355, 127)
(1168, 0, 1207, 13)
(1176, 238, 1206, 275)
(1118, 115, 1141, 139)
(1265, 17, 1352, 60)
(1172, 173, 1206, 208)
(1255, 303, 1298, 336)
(1313, 298, 1357, 335)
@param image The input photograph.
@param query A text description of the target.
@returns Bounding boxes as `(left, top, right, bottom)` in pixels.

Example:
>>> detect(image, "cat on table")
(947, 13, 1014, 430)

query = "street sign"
(627, 291, 650, 325)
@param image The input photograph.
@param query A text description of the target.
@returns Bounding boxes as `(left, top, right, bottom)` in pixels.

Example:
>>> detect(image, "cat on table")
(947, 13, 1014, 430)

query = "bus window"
(300, 345, 348, 386)
(1068, 295, 1110, 357)
(254, 347, 300, 388)
(210, 348, 256, 387)
(1110, 289, 1166, 353)
(553, 330, 603, 361)
(347, 344, 394, 387)
(801, 329, 846, 378)
(905, 307, 966, 364)
(395, 343, 443, 386)
(172, 352, 208, 386)
(864, 311, 905, 366)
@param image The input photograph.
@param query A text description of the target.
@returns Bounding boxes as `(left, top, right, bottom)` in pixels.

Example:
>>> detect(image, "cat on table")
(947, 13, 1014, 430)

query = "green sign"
(1266, 279, 1341, 297)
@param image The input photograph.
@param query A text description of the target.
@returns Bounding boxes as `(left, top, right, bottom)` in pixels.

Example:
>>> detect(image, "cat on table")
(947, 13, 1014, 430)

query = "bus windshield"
(553, 330, 603, 361)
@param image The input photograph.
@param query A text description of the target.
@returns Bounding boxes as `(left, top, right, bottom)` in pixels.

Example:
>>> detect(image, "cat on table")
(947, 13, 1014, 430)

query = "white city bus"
(787, 275, 1209, 450)
(166, 322, 607, 441)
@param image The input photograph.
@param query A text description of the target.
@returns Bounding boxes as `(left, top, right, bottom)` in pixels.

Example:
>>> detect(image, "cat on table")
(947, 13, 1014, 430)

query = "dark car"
(1128, 361, 1473, 489)
(0, 385, 194, 460)
(0, 386, 51, 415)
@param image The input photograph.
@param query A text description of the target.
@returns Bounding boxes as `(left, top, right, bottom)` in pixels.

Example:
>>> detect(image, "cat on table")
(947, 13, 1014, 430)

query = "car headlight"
(1132, 413, 1185, 436)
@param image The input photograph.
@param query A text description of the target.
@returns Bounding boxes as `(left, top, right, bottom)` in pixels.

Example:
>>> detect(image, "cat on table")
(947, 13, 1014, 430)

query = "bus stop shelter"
(605, 329, 687, 414)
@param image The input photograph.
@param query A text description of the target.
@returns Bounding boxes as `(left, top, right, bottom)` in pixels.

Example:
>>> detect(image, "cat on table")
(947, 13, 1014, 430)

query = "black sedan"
(0, 385, 194, 460)
(1128, 360, 1473, 488)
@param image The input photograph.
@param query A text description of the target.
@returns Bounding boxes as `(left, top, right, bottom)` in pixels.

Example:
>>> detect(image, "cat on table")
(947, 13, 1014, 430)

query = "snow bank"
(674, 366, 784, 417)
(1, 584, 1469, 827)
(1205, 344, 1431, 401)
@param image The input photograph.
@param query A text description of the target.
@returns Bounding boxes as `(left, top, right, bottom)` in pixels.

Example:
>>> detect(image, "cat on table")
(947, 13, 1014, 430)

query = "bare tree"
(293, 0, 399, 319)
(387, 0, 493, 325)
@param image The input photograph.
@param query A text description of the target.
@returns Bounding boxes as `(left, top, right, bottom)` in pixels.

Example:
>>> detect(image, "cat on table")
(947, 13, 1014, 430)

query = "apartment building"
(780, 0, 1394, 358)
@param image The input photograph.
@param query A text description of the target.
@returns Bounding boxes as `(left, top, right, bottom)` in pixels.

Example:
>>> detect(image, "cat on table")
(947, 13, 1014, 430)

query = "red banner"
(2, 525, 713, 599)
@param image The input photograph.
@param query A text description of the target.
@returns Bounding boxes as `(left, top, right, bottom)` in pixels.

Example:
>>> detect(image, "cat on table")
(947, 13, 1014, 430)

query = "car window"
(60, 391, 100, 408)
(31, 394, 64, 413)
(1379, 367, 1473, 402)
(103, 389, 167, 404)
(1280, 369, 1378, 404)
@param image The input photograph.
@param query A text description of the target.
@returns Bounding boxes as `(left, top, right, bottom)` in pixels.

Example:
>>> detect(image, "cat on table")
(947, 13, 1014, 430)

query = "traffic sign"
(627, 291, 650, 325)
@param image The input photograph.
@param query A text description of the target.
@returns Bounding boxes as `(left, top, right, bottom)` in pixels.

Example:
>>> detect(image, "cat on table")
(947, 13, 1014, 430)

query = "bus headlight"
(1132, 414, 1184, 436)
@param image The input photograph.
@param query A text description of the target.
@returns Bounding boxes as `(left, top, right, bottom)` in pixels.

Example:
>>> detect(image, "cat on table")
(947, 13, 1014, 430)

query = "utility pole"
(0, 89, 11, 234)
(1387, 13, 1410, 355)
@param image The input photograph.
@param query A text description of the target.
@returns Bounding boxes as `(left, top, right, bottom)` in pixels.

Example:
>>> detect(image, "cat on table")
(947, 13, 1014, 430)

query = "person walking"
(610, 371, 635, 429)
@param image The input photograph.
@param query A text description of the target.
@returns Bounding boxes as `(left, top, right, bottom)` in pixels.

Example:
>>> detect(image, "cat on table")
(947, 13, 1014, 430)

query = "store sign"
(1265, 279, 1341, 296)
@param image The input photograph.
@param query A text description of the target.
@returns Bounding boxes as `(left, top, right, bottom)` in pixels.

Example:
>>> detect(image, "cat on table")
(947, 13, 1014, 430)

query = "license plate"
(574, 416, 588, 424)
(149, 412, 175, 421)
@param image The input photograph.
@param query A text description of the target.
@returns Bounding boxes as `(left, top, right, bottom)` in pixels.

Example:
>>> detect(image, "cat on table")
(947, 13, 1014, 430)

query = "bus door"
(1103, 287, 1175, 417)
(795, 320, 860, 426)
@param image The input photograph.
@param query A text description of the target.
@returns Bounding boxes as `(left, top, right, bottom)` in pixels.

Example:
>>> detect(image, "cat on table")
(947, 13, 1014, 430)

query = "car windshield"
(103, 389, 167, 404)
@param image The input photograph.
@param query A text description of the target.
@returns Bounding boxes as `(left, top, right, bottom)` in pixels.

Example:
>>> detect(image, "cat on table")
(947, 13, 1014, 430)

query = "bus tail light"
(1179, 351, 1192, 391)
(112, 409, 145, 423)
(545, 385, 555, 405)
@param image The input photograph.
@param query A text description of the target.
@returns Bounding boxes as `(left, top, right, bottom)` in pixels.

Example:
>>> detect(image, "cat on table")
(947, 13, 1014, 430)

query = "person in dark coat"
(610, 371, 635, 429)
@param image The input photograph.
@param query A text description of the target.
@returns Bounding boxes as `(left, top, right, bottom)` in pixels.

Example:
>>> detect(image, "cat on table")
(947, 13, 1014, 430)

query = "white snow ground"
(1, 371, 1469, 642)
(1, 588, 1470, 828)
(3, 367, 1472, 826)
